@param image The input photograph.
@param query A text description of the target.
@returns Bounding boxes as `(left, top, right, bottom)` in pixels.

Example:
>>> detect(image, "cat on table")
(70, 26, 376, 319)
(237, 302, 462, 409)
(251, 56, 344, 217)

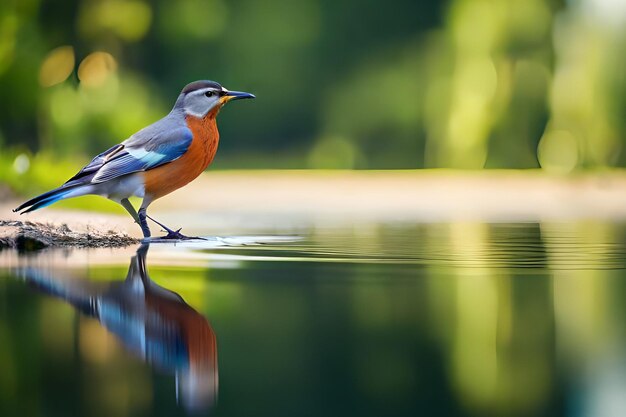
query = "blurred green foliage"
(0, 0, 625, 189)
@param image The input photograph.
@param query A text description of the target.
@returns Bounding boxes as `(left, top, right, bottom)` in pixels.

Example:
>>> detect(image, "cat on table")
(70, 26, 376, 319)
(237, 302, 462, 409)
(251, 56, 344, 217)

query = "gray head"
(177, 80, 255, 118)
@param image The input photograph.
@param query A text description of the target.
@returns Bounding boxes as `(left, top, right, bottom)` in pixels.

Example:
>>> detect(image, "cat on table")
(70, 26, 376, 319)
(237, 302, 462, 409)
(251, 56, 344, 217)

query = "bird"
(13, 80, 254, 240)
(20, 242, 219, 411)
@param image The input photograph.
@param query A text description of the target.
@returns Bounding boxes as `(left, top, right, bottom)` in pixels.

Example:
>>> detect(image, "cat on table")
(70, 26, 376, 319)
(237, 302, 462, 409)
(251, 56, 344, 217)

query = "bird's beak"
(222, 90, 255, 102)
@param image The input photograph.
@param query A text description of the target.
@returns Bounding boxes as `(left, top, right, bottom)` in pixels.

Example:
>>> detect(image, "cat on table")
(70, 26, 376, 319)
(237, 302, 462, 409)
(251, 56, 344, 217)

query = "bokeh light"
(78, 52, 118, 88)
(38, 46, 75, 87)
(78, 0, 152, 41)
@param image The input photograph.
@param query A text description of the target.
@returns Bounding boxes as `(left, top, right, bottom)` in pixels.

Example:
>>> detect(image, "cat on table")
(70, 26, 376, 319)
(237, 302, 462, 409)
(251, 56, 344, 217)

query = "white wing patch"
(126, 148, 168, 165)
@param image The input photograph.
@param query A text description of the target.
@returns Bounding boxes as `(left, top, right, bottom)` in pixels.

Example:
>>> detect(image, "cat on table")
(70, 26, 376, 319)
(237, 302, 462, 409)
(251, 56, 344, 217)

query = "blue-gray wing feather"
(64, 124, 193, 186)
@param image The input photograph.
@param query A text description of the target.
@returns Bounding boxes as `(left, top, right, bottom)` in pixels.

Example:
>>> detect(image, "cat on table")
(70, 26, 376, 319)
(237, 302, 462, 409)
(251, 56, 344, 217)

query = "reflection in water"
(3, 223, 626, 416)
(20, 243, 218, 412)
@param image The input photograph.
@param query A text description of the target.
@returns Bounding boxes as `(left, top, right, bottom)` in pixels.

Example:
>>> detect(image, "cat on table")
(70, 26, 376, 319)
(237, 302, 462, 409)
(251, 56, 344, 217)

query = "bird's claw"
(159, 229, 206, 241)
(144, 215, 206, 241)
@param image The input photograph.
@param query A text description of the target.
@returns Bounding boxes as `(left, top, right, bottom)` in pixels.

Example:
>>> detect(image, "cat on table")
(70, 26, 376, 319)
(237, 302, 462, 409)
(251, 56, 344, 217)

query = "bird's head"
(178, 80, 255, 119)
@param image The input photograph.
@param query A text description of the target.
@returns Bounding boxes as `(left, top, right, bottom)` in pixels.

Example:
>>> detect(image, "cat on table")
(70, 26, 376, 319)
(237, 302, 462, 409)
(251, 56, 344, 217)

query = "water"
(1, 221, 626, 417)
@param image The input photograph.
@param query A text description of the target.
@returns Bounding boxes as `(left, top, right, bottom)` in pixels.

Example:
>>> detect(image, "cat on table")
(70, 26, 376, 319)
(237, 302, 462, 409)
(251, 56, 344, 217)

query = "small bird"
(21, 242, 219, 411)
(14, 80, 254, 240)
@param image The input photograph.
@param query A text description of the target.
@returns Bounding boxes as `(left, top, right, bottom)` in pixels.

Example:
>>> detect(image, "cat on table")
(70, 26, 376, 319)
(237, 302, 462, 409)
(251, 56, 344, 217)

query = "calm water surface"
(1, 222, 626, 417)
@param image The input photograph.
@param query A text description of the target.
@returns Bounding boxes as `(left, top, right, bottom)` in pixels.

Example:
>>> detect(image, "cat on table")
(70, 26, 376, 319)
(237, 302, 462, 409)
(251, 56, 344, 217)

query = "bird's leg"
(138, 208, 151, 239)
(121, 198, 154, 241)
(146, 214, 203, 240)
(146, 214, 180, 235)
(120, 198, 140, 224)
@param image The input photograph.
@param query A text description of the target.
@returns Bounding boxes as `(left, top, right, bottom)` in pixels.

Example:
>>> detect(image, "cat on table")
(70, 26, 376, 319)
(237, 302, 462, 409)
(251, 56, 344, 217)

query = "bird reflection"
(21, 243, 218, 412)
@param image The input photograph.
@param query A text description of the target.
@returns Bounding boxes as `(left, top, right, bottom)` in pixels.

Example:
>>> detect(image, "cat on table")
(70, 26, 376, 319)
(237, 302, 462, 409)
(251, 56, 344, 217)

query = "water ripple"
(151, 223, 626, 270)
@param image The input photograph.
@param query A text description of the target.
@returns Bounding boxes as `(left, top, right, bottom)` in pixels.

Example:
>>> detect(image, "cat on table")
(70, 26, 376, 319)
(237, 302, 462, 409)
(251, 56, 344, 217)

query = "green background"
(0, 0, 624, 191)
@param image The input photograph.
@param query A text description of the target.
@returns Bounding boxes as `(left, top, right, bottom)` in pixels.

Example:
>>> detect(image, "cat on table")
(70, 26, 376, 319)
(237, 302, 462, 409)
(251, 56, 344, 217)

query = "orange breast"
(146, 294, 218, 372)
(143, 114, 219, 200)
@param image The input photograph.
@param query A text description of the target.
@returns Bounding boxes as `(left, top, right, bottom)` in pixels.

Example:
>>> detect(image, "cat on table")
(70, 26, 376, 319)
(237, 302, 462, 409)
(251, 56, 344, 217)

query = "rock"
(0, 220, 139, 251)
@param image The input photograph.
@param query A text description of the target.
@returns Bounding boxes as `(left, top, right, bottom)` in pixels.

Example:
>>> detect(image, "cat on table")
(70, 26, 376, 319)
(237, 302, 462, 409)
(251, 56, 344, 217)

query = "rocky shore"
(0, 220, 138, 250)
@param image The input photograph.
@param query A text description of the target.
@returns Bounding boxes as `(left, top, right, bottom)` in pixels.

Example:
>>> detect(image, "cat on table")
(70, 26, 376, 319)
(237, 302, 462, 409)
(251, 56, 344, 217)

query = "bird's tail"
(13, 185, 91, 214)
(19, 268, 97, 317)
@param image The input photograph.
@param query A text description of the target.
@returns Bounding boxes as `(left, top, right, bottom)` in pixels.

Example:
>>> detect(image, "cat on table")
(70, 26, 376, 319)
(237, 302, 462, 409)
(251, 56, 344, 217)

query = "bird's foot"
(159, 228, 206, 241)
(145, 214, 205, 240)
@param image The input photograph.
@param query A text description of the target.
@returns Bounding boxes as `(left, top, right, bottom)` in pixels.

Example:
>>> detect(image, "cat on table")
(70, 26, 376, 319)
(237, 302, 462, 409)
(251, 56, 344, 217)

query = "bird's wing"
(64, 127, 193, 186)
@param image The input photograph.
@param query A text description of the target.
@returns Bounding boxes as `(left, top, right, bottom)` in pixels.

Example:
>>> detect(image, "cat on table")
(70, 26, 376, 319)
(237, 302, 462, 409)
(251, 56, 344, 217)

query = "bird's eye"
(205, 91, 214, 98)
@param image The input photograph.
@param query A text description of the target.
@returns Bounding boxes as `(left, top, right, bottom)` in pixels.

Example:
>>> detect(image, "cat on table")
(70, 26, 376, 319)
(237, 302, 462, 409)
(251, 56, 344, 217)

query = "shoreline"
(0, 219, 139, 250)
(3, 170, 626, 249)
